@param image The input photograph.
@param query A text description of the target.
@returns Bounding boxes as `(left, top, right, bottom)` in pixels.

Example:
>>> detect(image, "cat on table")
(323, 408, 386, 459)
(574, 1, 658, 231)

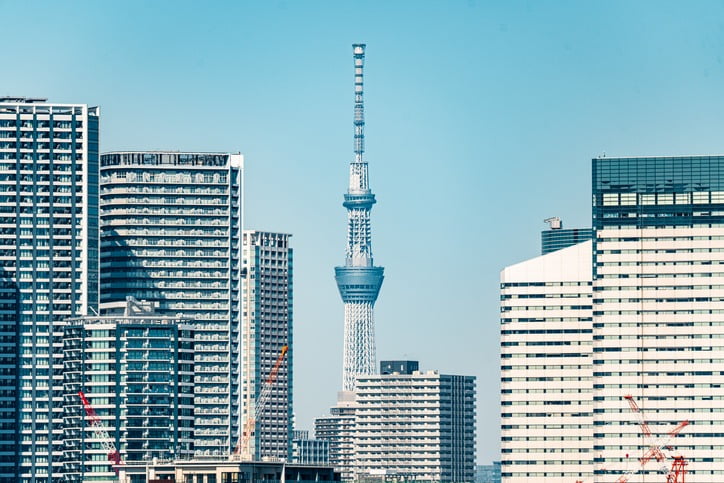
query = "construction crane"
(575, 396, 689, 483)
(78, 391, 123, 474)
(231, 345, 288, 461)
(612, 395, 689, 483)
(666, 456, 687, 483)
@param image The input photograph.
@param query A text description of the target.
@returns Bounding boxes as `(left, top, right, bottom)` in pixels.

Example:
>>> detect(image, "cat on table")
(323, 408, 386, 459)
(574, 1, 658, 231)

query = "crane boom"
(78, 391, 123, 474)
(232, 345, 288, 460)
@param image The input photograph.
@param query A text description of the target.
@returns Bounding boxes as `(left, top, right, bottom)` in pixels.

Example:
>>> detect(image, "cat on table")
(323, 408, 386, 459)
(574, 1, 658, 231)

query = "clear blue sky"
(5, 0, 724, 464)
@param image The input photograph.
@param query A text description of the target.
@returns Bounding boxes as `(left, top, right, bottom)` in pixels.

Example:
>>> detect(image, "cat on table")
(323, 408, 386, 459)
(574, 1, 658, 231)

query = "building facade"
(592, 156, 724, 481)
(62, 298, 194, 481)
(241, 231, 293, 460)
(99, 151, 243, 456)
(0, 97, 99, 481)
(500, 241, 594, 482)
(354, 367, 477, 483)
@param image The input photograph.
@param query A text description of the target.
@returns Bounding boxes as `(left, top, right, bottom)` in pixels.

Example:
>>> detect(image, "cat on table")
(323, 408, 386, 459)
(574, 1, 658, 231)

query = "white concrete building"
(501, 156, 724, 482)
(500, 241, 594, 482)
(353, 367, 476, 482)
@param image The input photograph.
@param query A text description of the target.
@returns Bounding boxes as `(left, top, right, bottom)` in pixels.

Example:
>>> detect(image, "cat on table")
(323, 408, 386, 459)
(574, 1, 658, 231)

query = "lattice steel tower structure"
(335, 44, 384, 392)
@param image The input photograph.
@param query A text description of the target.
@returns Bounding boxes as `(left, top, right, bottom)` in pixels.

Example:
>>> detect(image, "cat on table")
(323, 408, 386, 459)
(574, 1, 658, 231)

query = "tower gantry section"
(335, 44, 384, 392)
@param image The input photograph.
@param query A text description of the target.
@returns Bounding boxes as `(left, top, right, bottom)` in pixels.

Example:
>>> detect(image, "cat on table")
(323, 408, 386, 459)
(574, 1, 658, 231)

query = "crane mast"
(232, 345, 288, 461)
(78, 391, 123, 474)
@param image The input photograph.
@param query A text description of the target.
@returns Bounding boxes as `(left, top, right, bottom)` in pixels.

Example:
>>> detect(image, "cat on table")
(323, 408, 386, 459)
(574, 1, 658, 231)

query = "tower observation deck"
(335, 44, 384, 392)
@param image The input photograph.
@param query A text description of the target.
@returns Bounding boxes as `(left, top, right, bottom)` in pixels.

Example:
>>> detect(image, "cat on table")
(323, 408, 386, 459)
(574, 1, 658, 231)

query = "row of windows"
(599, 234, 724, 242)
(502, 364, 589, 370)
(599, 191, 724, 206)
(502, 305, 592, 311)
(501, 329, 592, 335)
(502, 281, 590, 288)
(0, 120, 81, 129)
(595, 285, 724, 290)
(501, 293, 589, 299)
(502, 341, 589, 347)
(501, 317, 592, 323)
(502, 413, 591, 419)
(599, 272, 724, 278)
(599, 248, 724, 254)
(599, 260, 724, 266)
(502, 376, 592, 382)
(503, 424, 592, 429)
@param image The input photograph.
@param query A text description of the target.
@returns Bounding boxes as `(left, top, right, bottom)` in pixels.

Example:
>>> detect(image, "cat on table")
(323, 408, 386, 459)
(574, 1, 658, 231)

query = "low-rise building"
(315, 392, 357, 480)
(117, 459, 339, 482)
(291, 430, 330, 465)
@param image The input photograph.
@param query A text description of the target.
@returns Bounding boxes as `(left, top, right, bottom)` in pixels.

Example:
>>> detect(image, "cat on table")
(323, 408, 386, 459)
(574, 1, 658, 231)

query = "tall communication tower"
(334, 44, 384, 392)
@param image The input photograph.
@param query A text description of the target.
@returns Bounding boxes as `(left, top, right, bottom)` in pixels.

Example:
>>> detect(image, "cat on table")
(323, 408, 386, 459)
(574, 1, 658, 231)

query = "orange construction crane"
(232, 345, 288, 460)
(78, 391, 123, 474)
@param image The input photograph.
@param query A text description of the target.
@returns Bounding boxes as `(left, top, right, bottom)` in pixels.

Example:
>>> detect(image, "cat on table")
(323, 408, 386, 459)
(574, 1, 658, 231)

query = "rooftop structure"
(379, 360, 419, 375)
(540, 217, 593, 255)
(334, 43, 384, 393)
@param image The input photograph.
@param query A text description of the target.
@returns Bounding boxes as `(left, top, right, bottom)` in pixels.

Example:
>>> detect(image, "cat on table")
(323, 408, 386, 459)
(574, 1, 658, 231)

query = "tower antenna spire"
(335, 44, 385, 392)
(353, 43, 365, 166)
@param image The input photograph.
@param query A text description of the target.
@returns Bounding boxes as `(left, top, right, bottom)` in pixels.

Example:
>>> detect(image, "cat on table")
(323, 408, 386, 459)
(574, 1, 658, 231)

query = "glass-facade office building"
(541, 227, 593, 255)
(62, 299, 194, 482)
(99, 152, 242, 456)
(0, 97, 99, 481)
(593, 156, 724, 481)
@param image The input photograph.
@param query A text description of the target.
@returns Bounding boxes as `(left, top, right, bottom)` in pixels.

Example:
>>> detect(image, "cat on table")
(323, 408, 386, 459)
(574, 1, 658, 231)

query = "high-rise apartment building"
(592, 156, 724, 481)
(241, 231, 293, 460)
(354, 366, 476, 482)
(62, 298, 195, 481)
(0, 97, 99, 481)
(99, 151, 242, 456)
(500, 241, 594, 482)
